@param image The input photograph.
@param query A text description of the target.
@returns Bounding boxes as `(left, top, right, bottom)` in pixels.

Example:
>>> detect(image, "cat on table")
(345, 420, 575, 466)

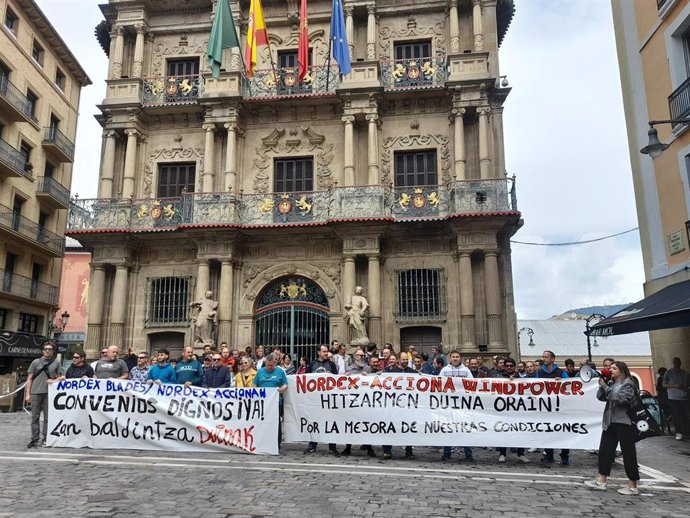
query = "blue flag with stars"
(329, 0, 351, 75)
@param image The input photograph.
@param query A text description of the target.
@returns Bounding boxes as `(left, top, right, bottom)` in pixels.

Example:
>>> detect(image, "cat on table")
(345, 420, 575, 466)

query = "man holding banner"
(440, 351, 474, 462)
(255, 353, 288, 448)
(381, 352, 417, 460)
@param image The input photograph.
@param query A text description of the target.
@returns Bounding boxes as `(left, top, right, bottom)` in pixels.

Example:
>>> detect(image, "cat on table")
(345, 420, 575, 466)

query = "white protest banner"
(47, 379, 279, 455)
(284, 374, 605, 449)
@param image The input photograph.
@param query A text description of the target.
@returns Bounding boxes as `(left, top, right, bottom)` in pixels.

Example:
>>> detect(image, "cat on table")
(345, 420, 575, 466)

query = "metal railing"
(67, 178, 517, 233)
(0, 138, 30, 177)
(669, 75, 690, 125)
(0, 75, 38, 123)
(0, 268, 59, 305)
(143, 74, 202, 105)
(243, 65, 340, 98)
(43, 127, 75, 161)
(0, 204, 65, 255)
(381, 56, 448, 90)
(658, 0, 668, 10)
(37, 176, 70, 207)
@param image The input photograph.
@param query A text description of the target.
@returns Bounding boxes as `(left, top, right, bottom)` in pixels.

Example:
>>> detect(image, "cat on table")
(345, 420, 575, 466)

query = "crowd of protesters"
(23, 338, 690, 494)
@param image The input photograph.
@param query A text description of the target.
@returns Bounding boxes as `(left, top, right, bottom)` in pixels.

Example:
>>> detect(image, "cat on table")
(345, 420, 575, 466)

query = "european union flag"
(330, 0, 351, 75)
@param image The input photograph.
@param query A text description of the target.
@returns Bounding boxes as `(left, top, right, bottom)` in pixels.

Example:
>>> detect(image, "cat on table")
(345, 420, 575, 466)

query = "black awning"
(0, 331, 46, 357)
(590, 279, 690, 336)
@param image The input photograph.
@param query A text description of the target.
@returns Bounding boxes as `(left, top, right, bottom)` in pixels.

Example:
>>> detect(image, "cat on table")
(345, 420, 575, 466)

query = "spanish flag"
(245, 0, 269, 77)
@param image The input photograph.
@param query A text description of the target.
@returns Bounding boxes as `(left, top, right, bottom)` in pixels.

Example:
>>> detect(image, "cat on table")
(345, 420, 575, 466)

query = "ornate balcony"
(243, 65, 340, 99)
(669, 76, 690, 127)
(67, 179, 518, 234)
(381, 56, 448, 90)
(0, 138, 30, 179)
(0, 204, 65, 257)
(0, 76, 39, 124)
(142, 74, 202, 106)
(36, 176, 71, 210)
(1, 268, 58, 305)
(42, 127, 75, 163)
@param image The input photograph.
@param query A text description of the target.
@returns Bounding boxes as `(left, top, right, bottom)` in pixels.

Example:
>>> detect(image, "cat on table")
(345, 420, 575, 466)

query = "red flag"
(298, 0, 309, 81)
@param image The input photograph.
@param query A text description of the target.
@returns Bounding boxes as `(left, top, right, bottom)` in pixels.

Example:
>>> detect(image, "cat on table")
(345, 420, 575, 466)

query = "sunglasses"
(43, 348, 53, 351)
(212, 358, 222, 361)
(72, 355, 82, 359)
(138, 356, 148, 359)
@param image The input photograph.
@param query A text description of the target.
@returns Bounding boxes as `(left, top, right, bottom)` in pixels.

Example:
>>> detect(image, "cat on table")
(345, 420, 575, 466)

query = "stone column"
(343, 115, 355, 186)
(366, 114, 379, 185)
(458, 252, 475, 350)
(217, 259, 234, 346)
(85, 264, 106, 358)
(449, 0, 460, 53)
(196, 259, 210, 300)
(109, 264, 129, 348)
(484, 250, 503, 349)
(345, 5, 354, 60)
(452, 108, 466, 180)
(111, 26, 125, 79)
(478, 107, 491, 179)
(367, 254, 381, 346)
(122, 129, 139, 198)
(224, 122, 237, 191)
(202, 124, 216, 192)
(342, 254, 356, 306)
(472, 0, 484, 52)
(99, 130, 117, 198)
(132, 23, 146, 78)
(366, 5, 377, 60)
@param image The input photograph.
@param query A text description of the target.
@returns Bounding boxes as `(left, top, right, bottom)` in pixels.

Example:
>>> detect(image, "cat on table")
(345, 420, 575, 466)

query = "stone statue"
(346, 286, 370, 346)
(190, 290, 218, 347)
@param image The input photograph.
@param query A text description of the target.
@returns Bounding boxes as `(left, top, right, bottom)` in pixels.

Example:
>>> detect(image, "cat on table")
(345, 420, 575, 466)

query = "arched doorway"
(254, 276, 330, 361)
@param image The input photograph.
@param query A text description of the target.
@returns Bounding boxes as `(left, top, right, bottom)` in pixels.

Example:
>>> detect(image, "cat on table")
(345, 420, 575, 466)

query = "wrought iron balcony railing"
(381, 56, 448, 90)
(0, 137, 30, 178)
(0, 268, 59, 305)
(37, 176, 71, 208)
(42, 127, 75, 162)
(0, 75, 39, 123)
(0, 204, 65, 255)
(669, 76, 690, 126)
(243, 65, 341, 98)
(143, 74, 202, 106)
(67, 179, 517, 233)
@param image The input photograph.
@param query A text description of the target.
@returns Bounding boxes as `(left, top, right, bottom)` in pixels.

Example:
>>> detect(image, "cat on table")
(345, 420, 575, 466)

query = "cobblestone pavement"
(0, 412, 688, 518)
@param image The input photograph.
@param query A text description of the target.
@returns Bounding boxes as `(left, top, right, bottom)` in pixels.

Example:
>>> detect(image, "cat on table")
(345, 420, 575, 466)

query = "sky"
(33, 0, 646, 320)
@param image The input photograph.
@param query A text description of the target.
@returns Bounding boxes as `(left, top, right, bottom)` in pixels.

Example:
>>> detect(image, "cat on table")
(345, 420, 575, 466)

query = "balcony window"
(55, 69, 65, 91)
(4, 7, 18, 35)
(277, 49, 313, 94)
(395, 268, 446, 322)
(146, 276, 190, 327)
(18, 312, 39, 334)
(167, 59, 199, 76)
(274, 157, 313, 192)
(44, 161, 54, 178)
(394, 40, 431, 60)
(32, 40, 44, 67)
(19, 141, 32, 173)
(157, 163, 195, 198)
(26, 89, 37, 119)
(394, 150, 437, 187)
(0, 308, 6, 329)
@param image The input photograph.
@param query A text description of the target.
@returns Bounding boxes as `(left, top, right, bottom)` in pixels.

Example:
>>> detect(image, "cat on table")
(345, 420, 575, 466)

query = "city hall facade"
(69, 0, 521, 361)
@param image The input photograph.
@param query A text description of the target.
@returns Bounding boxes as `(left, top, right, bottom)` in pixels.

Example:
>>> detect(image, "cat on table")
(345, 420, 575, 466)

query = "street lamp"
(517, 327, 535, 348)
(48, 310, 70, 338)
(584, 313, 605, 362)
(640, 119, 690, 158)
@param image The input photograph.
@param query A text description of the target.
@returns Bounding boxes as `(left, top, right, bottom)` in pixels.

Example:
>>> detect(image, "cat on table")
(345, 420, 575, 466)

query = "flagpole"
(325, 36, 333, 92)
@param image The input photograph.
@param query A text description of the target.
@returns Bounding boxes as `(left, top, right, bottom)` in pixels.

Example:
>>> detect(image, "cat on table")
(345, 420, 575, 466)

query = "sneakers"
(498, 454, 506, 463)
(366, 447, 377, 458)
(541, 455, 554, 468)
(675, 433, 684, 440)
(560, 457, 570, 466)
(303, 447, 316, 454)
(584, 480, 607, 491)
(617, 486, 639, 496)
(382, 453, 392, 460)
(518, 455, 530, 463)
(405, 452, 416, 460)
(329, 448, 341, 457)
(341, 446, 352, 457)
(26, 440, 38, 449)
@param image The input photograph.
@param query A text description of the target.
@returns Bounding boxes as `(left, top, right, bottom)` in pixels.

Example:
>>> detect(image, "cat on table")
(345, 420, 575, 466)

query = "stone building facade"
(0, 0, 90, 372)
(69, 0, 520, 361)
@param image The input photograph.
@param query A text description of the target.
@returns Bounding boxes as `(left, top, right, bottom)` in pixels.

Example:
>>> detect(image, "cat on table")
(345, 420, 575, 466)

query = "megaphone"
(579, 364, 595, 383)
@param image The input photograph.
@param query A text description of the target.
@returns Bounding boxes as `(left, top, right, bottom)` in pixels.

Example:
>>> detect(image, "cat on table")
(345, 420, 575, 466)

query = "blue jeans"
(443, 446, 472, 459)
